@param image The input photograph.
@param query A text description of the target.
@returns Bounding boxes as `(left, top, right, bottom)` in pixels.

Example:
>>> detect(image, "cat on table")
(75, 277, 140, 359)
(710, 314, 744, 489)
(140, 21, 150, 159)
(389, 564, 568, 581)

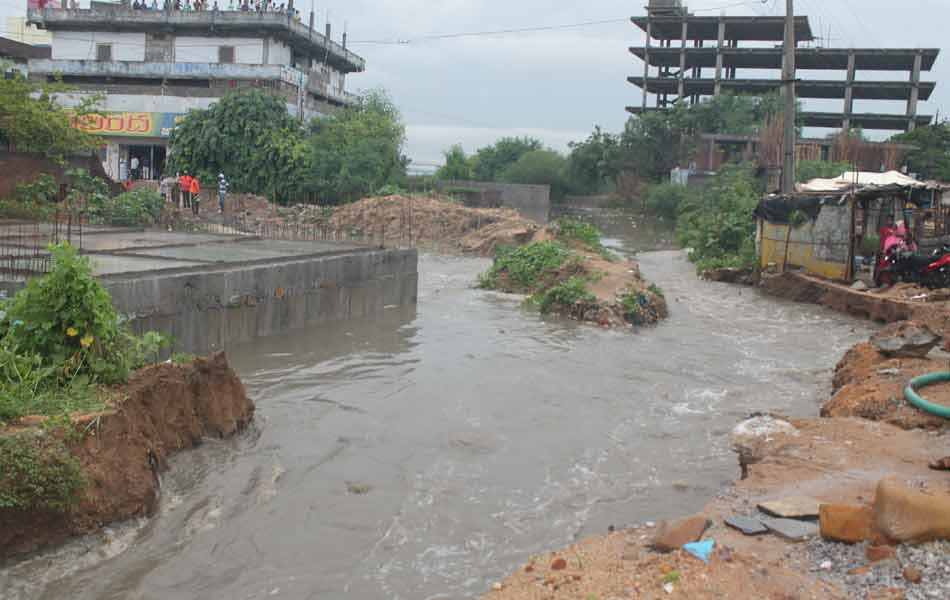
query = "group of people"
(158, 173, 229, 216)
(124, 0, 300, 16)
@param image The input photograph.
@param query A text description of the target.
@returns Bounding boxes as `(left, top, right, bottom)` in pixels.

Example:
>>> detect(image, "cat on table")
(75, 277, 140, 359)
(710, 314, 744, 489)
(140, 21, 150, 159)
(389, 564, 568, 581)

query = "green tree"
(645, 182, 690, 220)
(436, 144, 473, 180)
(564, 127, 621, 194)
(500, 149, 569, 199)
(891, 122, 950, 181)
(471, 136, 542, 181)
(0, 70, 102, 159)
(167, 89, 309, 202)
(676, 163, 762, 271)
(306, 89, 408, 202)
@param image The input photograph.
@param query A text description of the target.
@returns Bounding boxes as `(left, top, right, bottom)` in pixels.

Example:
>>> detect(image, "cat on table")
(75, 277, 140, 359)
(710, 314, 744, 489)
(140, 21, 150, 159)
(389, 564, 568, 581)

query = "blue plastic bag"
(683, 539, 715, 564)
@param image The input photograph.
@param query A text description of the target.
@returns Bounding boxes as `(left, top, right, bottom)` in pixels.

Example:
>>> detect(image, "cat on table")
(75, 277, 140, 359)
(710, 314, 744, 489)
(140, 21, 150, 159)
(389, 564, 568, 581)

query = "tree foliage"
(564, 127, 621, 194)
(306, 90, 408, 203)
(891, 122, 950, 181)
(471, 136, 542, 181)
(167, 90, 308, 201)
(676, 163, 762, 271)
(795, 159, 852, 183)
(436, 144, 473, 180)
(500, 149, 569, 199)
(0, 70, 102, 159)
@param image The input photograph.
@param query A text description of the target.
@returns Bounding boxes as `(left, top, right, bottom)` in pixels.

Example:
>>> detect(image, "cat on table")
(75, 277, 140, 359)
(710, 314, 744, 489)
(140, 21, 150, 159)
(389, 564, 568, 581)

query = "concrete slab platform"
(81, 231, 244, 251)
(118, 239, 365, 264)
(87, 254, 206, 275)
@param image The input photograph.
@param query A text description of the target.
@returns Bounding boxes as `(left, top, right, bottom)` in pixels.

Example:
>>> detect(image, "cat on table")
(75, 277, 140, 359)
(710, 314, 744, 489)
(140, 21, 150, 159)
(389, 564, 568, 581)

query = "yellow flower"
(66, 327, 79, 337)
(80, 334, 94, 349)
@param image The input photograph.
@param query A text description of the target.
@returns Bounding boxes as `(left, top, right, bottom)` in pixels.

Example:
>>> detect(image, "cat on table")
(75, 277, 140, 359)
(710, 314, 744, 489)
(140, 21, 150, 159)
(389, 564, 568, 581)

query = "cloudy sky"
(4, 0, 949, 168)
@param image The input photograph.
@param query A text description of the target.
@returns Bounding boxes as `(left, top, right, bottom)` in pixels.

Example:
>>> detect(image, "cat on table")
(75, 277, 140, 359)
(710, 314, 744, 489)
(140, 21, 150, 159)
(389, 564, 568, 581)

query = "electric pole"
(781, 0, 797, 193)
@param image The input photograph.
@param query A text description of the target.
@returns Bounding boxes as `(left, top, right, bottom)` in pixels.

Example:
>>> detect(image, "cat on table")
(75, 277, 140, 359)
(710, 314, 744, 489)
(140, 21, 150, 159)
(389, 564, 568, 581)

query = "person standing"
(130, 155, 140, 180)
(178, 172, 191, 208)
(190, 176, 201, 215)
(217, 173, 228, 213)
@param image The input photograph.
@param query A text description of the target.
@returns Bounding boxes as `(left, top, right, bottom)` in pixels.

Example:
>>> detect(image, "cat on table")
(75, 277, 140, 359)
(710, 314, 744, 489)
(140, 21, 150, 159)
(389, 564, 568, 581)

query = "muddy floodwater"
(1, 210, 874, 600)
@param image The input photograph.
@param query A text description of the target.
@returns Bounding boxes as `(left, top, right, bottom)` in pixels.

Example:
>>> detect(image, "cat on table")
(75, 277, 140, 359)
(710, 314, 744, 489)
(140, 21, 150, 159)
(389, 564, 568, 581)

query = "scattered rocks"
(550, 557, 567, 571)
(865, 587, 905, 600)
(759, 496, 822, 519)
(650, 516, 711, 553)
(902, 565, 923, 584)
(870, 321, 942, 359)
(724, 514, 769, 535)
(929, 457, 950, 471)
(874, 477, 950, 544)
(867, 545, 897, 562)
(852, 280, 870, 291)
(701, 267, 757, 285)
(820, 503, 879, 544)
(762, 517, 820, 542)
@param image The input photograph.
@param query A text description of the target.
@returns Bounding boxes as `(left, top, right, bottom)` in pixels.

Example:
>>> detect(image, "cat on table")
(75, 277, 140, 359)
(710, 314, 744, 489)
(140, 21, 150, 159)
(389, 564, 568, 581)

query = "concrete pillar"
(642, 18, 652, 110)
(843, 51, 855, 131)
(678, 20, 687, 102)
(907, 51, 922, 131)
(714, 18, 725, 96)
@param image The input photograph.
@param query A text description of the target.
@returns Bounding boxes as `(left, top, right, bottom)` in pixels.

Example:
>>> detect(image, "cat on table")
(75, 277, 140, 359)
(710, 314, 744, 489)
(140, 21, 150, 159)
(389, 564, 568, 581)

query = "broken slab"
(757, 496, 821, 519)
(870, 321, 941, 359)
(819, 504, 879, 544)
(929, 457, 950, 471)
(874, 477, 950, 543)
(762, 517, 820, 542)
(724, 515, 769, 536)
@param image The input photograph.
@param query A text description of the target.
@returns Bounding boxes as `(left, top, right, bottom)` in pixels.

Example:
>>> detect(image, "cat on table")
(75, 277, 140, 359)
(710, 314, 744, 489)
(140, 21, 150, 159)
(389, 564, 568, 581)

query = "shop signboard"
(71, 112, 186, 138)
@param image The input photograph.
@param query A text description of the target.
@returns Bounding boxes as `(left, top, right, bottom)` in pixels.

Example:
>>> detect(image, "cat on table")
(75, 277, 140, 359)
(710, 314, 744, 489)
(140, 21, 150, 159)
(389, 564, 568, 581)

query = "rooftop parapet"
(26, 7, 365, 73)
(631, 15, 814, 42)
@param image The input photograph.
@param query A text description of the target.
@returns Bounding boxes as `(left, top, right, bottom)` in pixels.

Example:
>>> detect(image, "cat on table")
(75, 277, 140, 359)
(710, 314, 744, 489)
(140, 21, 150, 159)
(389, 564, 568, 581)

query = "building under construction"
(629, 0, 939, 132)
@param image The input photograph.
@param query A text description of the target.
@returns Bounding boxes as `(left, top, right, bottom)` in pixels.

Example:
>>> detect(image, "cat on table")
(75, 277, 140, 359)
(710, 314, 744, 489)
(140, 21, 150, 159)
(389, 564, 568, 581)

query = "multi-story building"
(629, 0, 939, 133)
(25, 2, 365, 181)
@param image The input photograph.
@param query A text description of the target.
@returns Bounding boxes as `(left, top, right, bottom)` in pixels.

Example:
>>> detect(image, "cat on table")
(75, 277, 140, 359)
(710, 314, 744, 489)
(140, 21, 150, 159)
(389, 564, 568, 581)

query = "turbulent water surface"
(1, 210, 874, 600)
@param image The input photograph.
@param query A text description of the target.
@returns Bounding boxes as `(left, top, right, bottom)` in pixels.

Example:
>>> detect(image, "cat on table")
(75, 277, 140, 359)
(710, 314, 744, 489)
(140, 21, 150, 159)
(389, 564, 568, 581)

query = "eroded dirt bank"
(0, 352, 254, 559)
(484, 273, 950, 599)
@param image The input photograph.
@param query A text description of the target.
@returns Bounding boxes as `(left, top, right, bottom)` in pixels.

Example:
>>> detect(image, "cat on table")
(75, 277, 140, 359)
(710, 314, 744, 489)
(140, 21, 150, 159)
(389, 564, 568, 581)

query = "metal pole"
(781, 0, 797, 193)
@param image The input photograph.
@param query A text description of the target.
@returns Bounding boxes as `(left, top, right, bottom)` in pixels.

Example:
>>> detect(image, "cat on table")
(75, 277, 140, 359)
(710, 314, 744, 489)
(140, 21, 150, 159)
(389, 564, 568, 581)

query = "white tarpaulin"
(797, 170, 927, 193)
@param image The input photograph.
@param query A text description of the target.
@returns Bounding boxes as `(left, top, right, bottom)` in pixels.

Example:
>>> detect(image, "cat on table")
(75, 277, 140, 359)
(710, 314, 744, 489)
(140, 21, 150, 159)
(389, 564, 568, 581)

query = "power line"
(348, 17, 629, 46)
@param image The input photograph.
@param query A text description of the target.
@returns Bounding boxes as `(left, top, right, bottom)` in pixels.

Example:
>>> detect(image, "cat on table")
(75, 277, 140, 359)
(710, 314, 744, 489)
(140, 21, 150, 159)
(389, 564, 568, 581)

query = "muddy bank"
(174, 193, 545, 256)
(0, 352, 254, 559)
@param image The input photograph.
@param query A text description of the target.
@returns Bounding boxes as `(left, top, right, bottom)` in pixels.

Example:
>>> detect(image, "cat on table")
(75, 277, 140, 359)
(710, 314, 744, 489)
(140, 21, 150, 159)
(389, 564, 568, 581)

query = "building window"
(96, 44, 112, 61)
(218, 46, 235, 64)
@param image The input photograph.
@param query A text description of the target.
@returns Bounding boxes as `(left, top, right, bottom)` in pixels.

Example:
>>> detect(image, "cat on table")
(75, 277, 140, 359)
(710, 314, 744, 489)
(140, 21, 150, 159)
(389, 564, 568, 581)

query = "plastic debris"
(683, 539, 715, 564)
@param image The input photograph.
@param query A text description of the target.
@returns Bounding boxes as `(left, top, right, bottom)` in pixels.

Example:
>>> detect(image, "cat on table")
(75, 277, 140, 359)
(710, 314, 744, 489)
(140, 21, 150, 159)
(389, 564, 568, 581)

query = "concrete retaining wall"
(439, 180, 551, 224)
(93, 247, 416, 354)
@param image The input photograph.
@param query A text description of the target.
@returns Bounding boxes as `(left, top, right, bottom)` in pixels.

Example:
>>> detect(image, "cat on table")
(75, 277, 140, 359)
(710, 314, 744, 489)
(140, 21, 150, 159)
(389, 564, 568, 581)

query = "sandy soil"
(484, 417, 949, 600)
(0, 353, 254, 559)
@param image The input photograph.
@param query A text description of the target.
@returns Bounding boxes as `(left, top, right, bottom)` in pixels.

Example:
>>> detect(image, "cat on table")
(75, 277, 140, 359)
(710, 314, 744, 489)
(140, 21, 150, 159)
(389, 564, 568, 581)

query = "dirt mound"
(326, 194, 543, 255)
(0, 352, 254, 558)
(823, 341, 949, 429)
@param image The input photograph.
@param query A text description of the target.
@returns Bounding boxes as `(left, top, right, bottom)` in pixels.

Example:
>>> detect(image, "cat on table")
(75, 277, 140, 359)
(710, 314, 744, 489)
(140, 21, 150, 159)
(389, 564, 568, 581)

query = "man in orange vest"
(190, 176, 201, 215)
(177, 172, 192, 209)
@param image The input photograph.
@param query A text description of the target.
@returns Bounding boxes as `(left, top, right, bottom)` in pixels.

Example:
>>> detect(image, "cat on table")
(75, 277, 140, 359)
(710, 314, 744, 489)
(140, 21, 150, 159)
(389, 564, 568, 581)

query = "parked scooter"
(874, 242, 950, 289)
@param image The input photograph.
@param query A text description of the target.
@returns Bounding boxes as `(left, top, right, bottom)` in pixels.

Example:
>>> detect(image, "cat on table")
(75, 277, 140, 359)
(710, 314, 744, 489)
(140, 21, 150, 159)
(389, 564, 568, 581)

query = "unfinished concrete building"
(25, 2, 365, 181)
(629, 0, 939, 133)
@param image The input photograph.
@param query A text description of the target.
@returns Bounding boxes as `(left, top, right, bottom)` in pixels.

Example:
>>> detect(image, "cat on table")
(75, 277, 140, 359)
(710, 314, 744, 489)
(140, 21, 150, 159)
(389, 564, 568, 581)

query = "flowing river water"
(1, 209, 875, 600)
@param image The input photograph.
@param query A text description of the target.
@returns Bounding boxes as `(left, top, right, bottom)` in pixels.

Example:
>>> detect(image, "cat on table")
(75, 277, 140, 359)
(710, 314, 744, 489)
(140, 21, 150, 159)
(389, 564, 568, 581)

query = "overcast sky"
(4, 0, 949, 167)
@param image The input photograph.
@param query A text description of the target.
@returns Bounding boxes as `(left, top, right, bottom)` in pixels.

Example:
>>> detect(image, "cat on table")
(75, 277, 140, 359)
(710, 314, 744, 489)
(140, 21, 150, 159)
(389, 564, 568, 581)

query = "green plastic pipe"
(904, 372, 950, 419)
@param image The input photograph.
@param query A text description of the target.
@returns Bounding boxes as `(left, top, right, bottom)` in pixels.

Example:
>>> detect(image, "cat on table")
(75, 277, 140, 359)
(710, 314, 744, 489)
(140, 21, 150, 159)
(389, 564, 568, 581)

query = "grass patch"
(478, 241, 572, 291)
(0, 431, 85, 513)
(555, 217, 616, 261)
(531, 276, 596, 313)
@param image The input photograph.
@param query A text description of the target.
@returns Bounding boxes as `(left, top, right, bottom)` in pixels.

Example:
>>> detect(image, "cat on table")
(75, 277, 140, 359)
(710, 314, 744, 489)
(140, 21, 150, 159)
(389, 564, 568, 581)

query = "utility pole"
(781, 0, 797, 193)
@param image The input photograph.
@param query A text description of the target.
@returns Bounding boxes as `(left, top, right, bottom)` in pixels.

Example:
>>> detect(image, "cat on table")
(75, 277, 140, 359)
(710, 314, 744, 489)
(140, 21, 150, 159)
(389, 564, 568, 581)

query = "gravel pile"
(804, 538, 950, 599)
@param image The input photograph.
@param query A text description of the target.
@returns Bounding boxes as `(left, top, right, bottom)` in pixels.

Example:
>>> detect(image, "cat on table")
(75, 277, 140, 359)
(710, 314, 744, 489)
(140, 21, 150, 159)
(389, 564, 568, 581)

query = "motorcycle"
(874, 243, 950, 289)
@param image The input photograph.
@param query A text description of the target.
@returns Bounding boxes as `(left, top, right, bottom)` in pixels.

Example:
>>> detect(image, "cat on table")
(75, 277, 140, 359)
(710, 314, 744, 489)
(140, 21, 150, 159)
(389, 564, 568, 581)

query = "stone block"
(874, 477, 950, 543)
(650, 516, 710, 553)
(819, 504, 877, 543)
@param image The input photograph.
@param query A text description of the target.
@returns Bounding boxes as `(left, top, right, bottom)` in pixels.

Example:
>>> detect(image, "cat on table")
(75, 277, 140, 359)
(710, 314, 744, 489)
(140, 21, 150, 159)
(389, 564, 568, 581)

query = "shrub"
(555, 218, 602, 248)
(532, 276, 596, 313)
(2, 243, 166, 386)
(645, 182, 690, 220)
(0, 431, 85, 512)
(87, 188, 164, 227)
(478, 241, 571, 291)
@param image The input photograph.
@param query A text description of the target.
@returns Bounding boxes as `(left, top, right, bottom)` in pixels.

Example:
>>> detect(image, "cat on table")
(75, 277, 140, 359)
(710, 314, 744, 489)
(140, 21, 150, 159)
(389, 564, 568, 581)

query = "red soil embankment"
(0, 352, 254, 558)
